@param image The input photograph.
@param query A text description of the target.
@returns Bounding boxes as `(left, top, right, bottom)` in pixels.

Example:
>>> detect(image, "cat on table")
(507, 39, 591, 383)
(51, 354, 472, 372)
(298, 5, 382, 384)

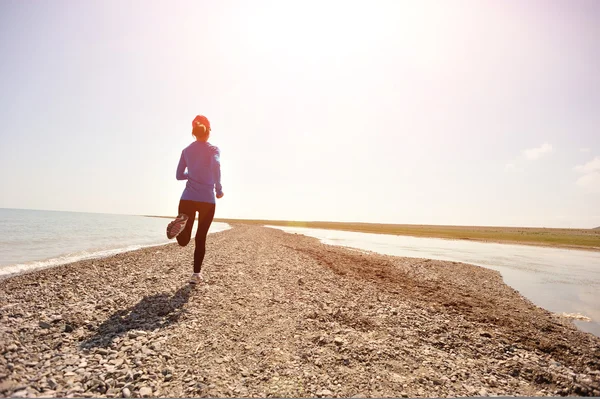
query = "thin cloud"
(523, 143, 553, 160)
(505, 142, 552, 171)
(574, 156, 600, 193)
(574, 156, 600, 174)
(580, 148, 591, 153)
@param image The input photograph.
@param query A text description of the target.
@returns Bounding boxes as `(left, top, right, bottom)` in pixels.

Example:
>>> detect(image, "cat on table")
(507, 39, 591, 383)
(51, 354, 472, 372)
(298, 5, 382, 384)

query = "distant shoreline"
(142, 216, 600, 251)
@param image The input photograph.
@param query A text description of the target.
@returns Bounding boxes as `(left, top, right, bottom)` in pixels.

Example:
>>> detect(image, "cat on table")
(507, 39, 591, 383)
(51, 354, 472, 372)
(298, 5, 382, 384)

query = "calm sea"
(0, 208, 230, 277)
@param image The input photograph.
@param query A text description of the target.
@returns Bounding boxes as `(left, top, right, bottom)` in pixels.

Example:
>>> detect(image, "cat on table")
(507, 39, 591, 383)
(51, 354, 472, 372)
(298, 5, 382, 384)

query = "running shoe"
(166, 214, 189, 239)
(189, 274, 204, 285)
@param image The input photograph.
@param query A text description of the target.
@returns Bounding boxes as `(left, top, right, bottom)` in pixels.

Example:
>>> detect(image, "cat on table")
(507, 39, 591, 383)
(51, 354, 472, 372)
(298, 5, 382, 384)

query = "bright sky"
(1, 0, 599, 228)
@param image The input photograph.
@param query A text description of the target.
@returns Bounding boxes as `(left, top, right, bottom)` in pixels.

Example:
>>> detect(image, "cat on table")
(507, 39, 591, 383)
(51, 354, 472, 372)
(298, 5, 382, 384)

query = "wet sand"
(0, 225, 599, 397)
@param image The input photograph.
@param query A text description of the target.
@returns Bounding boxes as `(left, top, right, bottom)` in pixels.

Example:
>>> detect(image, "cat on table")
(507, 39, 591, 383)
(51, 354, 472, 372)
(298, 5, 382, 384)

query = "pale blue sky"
(1, 0, 599, 227)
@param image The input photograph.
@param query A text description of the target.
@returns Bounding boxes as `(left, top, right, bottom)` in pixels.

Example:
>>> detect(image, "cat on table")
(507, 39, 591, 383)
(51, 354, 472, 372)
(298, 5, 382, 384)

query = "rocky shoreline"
(1, 225, 599, 397)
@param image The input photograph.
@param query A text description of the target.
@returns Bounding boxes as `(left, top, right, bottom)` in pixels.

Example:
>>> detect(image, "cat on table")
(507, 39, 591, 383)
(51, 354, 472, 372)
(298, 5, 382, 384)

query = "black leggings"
(176, 200, 216, 273)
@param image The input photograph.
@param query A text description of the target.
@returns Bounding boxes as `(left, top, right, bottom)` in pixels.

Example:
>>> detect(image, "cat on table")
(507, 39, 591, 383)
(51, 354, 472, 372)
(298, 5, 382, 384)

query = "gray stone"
(0, 380, 16, 393)
(317, 389, 333, 397)
(141, 347, 154, 356)
(139, 387, 152, 397)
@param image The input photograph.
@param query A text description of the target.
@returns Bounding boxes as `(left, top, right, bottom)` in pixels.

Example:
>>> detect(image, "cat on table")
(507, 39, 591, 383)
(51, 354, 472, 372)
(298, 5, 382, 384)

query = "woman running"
(166, 115, 224, 284)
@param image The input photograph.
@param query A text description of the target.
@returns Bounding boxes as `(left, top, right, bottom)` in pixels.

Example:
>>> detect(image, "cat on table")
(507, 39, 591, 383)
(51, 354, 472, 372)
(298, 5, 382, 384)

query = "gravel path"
(1, 225, 599, 398)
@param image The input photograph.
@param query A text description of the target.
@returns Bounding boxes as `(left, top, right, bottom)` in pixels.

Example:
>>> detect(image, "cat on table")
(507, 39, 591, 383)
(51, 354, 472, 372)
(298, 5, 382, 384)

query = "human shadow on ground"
(80, 284, 194, 349)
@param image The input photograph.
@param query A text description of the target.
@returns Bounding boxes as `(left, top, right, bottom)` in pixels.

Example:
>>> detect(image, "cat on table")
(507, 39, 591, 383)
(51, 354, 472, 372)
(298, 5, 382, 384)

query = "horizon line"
(1, 207, 598, 230)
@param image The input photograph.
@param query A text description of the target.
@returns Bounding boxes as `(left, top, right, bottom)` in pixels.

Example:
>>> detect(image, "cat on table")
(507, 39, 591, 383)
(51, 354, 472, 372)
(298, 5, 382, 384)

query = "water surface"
(0, 208, 229, 277)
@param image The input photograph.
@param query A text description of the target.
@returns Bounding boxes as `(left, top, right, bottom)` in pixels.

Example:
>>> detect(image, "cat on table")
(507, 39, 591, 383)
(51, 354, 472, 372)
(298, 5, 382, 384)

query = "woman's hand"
(216, 192, 224, 199)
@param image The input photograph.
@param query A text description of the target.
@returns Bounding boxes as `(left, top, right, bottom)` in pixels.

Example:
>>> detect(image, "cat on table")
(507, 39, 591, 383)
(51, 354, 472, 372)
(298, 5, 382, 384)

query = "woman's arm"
(176, 151, 188, 180)
(212, 148, 223, 197)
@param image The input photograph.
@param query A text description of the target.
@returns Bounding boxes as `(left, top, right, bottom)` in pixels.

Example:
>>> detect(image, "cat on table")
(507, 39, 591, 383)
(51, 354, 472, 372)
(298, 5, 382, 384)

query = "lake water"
(0, 208, 230, 278)
(267, 225, 600, 337)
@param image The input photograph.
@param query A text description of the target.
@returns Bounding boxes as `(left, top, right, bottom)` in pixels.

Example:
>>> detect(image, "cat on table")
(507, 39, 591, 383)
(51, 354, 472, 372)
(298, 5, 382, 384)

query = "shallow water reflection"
(267, 226, 600, 337)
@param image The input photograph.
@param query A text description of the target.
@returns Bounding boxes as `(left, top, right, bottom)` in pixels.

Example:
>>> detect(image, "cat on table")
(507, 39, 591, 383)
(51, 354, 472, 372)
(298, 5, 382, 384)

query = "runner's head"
(192, 115, 210, 141)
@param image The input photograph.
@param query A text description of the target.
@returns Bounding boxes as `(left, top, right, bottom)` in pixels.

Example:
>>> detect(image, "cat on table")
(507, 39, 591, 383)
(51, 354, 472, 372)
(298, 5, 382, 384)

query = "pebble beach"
(1, 225, 599, 398)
